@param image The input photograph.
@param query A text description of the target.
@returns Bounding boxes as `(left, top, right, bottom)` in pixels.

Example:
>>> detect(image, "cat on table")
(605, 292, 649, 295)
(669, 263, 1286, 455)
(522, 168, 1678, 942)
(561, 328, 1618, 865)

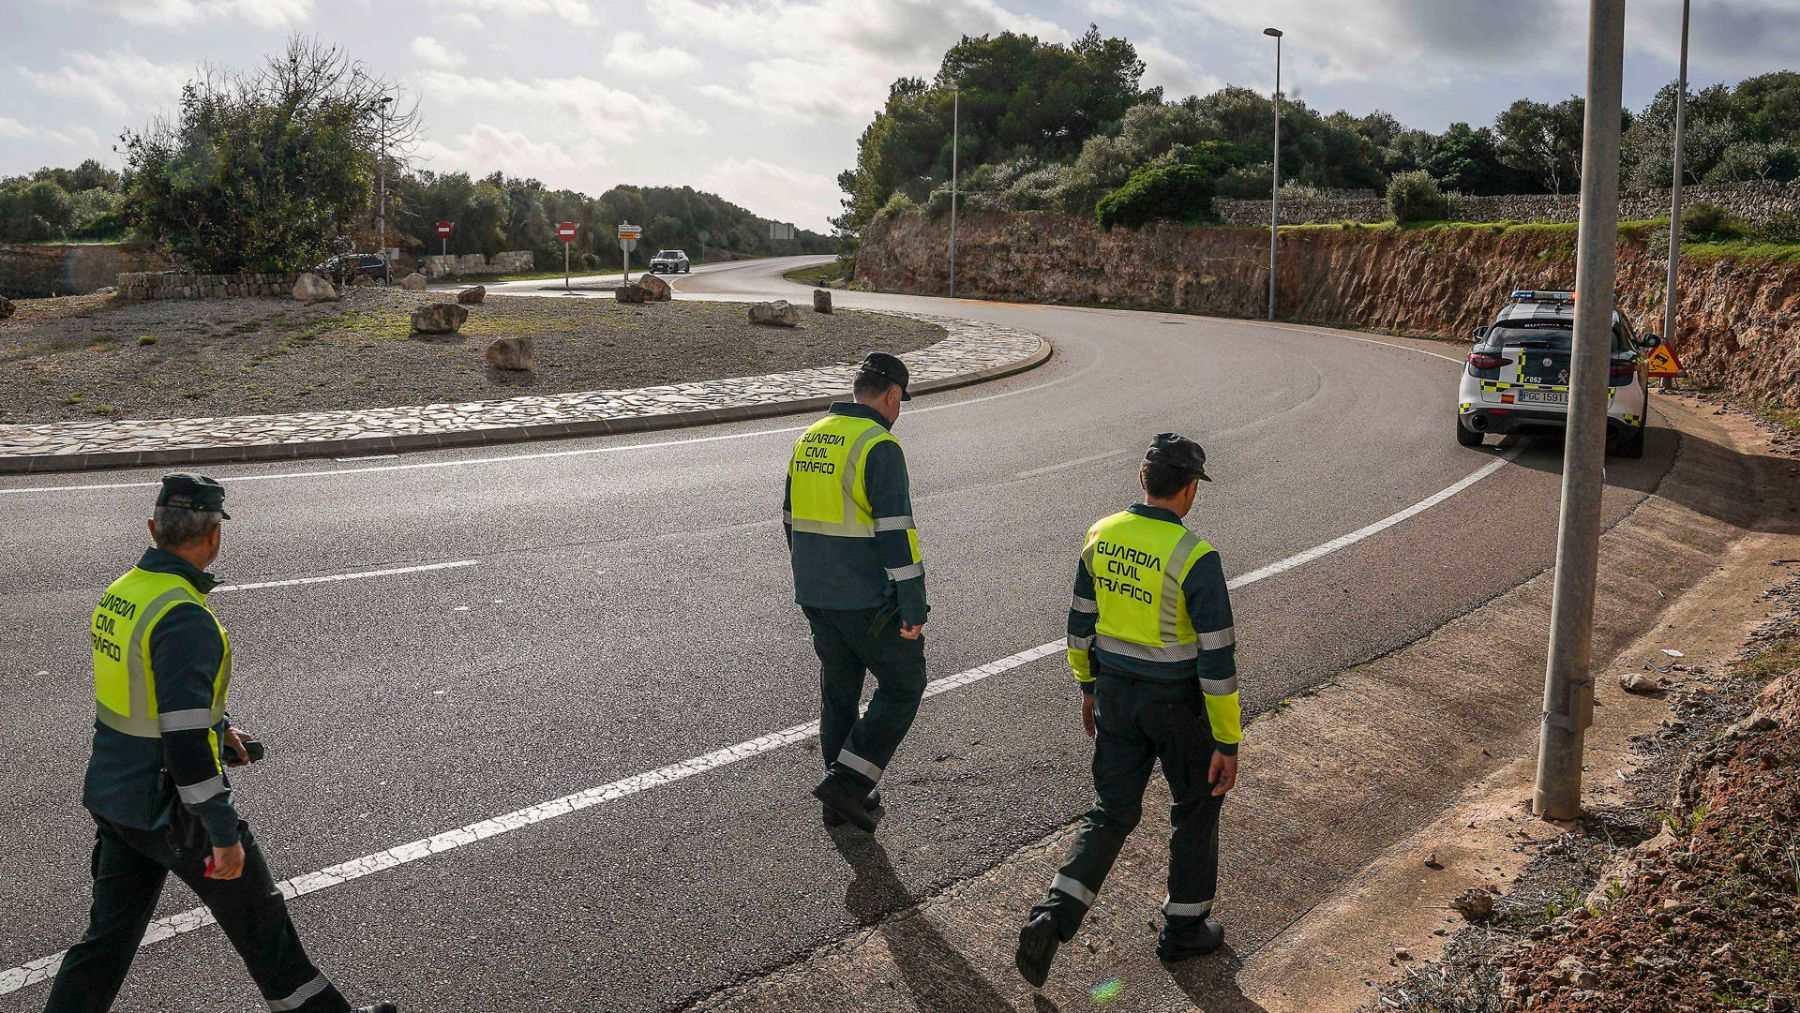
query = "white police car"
(1456, 290, 1662, 458)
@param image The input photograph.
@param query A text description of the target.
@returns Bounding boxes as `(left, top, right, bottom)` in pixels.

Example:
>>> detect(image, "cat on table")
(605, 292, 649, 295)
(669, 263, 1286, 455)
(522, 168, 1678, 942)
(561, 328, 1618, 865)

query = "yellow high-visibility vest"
(1082, 510, 1213, 663)
(786, 414, 901, 541)
(92, 567, 232, 755)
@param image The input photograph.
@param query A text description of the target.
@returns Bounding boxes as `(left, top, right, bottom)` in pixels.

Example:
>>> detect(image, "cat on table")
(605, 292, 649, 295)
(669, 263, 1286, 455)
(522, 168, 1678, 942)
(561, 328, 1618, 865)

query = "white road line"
(1014, 448, 1134, 479)
(212, 560, 479, 594)
(0, 446, 1521, 997)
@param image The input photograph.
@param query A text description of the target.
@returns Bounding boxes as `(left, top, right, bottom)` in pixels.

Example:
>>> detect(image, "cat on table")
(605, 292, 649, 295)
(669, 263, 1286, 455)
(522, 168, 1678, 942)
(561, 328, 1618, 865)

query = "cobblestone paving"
(0, 313, 1046, 471)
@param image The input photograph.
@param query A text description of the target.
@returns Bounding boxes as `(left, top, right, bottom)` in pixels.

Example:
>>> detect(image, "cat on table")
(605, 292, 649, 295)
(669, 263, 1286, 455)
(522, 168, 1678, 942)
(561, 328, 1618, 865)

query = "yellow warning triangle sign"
(1645, 343, 1684, 377)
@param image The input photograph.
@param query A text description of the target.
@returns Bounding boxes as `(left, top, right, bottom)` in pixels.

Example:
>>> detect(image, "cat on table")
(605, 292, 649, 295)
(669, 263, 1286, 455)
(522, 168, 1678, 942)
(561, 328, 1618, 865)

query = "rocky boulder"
(615, 283, 646, 304)
(482, 336, 535, 371)
(410, 302, 469, 335)
(748, 299, 800, 327)
(0, 294, 13, 320)
(291, 273, 339, 304)
(637, 273, 672, 301)
(399, 272, 429, 291)
(813, 288, 832, 314)
(458, 285, 486, 305)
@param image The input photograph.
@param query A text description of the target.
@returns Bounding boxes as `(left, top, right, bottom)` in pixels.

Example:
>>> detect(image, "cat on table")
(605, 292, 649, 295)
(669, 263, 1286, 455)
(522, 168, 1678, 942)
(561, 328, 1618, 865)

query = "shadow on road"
(829, 826, 1016, 1013)
(1166, 945, 1268, 1012)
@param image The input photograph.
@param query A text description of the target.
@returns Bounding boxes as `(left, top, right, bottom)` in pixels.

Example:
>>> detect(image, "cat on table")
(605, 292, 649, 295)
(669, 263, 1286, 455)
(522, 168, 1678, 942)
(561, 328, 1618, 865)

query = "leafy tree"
(1095, 160, 1215, 230)
(119, 37, 415, 273)
(1704, 141, 1800, 183)
(1495, 97, 1585, 195)
(0, 179, 76, 241)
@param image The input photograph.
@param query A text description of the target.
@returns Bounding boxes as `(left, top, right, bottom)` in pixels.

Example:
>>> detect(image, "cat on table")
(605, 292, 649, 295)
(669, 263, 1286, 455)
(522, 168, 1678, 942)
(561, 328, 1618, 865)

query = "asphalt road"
(0, 257, 1678, 1011)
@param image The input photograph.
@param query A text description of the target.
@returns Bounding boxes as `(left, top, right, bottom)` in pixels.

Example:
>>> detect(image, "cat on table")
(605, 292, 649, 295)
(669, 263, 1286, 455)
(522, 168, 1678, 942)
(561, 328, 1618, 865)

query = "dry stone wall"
(1214, 180, 1800, 226)
(117, 271, 298, 301)
(0, 243, 172, 298)
(856, 211, 1800, 409)
(421, 250, 535, 278)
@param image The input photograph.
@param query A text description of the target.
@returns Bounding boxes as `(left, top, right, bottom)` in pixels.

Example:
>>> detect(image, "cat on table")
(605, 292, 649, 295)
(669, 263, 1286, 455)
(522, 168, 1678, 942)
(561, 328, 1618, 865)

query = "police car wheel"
(1613, 419, 1646, 459)
(1455, 418, 1483, 447)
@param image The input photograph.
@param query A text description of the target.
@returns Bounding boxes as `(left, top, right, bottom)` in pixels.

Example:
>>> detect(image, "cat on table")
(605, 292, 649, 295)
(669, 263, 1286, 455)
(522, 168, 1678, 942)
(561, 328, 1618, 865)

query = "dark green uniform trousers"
(45, 816, 349, 1013)
(804, 605, 926, 791)
(1032, 674, 1225, 942)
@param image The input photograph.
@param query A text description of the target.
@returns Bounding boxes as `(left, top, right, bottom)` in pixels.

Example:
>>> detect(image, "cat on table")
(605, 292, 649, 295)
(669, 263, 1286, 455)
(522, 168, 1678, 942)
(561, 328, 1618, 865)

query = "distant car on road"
(1456, 289, 1660, 458)
(649, 250, 690, 274)
(314, 253, 388, 286)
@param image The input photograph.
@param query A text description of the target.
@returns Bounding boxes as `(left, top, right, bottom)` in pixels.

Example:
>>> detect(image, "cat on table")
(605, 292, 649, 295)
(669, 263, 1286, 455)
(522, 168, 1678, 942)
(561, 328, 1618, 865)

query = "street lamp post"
(377, 95, 392, 285)
(950, 87, 959, 299)
(1533, 0, 1627, 822)
(1264, 27, 1283, 321)
(1662, 0, 1691, 366)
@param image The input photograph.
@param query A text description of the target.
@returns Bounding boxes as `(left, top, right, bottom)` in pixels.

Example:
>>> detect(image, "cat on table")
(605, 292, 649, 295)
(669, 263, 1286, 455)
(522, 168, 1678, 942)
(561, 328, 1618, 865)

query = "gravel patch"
(0, 289, 943, 423)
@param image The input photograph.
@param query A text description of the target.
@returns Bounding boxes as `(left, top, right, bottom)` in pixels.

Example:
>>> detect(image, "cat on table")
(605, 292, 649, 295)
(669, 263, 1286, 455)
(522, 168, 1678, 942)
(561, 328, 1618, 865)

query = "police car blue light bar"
(1508, 289, 1577, 303)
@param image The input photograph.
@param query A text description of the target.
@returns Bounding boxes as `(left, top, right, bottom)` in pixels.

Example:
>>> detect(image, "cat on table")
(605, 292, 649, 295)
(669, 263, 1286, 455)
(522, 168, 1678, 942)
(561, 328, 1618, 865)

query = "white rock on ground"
(291, 273, 339, 304)
(400, 272, 429, 291)
(749, 300, 800, 327)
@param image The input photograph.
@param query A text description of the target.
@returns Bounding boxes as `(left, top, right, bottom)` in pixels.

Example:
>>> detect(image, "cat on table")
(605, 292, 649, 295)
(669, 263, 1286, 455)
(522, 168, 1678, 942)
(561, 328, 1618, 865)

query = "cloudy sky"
(3, 0, 1796, 231)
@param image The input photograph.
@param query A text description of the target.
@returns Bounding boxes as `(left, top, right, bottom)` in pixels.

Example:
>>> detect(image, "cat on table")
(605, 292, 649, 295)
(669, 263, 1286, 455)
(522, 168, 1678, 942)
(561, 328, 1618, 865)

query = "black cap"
(857, 352, 912, 401)
(1145, 433, 1211, 482)
(156, 473, 230, 518)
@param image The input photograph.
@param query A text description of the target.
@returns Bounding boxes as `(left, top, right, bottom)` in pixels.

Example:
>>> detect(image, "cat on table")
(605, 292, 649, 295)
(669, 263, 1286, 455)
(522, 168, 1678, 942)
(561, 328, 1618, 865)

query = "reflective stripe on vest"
(92, 567, 232, 738)
(1081, 511, 1213, 662)
(786, 414, 898, 538)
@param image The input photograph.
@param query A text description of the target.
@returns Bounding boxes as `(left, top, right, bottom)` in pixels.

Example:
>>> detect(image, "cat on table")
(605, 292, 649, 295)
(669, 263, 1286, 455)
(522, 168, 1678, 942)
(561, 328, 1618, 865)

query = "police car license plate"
(1517, 389, 1568, 406)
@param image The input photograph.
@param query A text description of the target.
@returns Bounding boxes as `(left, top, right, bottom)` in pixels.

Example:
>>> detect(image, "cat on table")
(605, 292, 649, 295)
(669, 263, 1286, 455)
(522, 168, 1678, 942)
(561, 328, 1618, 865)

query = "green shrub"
(1386, 170, 1452, 224)
(1681, 202, 1747, 242)
(1095, 162, 1216, 230)
(578, 251, 601, 271)
(1752, 210, 1800, 245)
(873, 191, 918, 223)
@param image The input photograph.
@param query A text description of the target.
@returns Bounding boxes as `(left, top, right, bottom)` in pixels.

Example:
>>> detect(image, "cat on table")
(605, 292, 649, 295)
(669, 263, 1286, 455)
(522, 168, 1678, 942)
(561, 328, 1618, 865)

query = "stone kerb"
(117, 271, 300, 301)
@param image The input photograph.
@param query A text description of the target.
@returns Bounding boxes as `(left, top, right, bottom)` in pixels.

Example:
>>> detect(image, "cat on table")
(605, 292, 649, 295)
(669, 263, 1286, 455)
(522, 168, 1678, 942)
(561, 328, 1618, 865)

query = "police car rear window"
(1490, 323, 1630, 354)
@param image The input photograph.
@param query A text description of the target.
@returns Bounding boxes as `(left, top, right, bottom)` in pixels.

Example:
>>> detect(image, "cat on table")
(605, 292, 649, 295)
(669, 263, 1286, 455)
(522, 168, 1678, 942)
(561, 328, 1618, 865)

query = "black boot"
(1156, 916, 1225, 962)
(1014, 913, 1060, 988)
(814, 776, 878, 832)
(822, 788, 881, 827)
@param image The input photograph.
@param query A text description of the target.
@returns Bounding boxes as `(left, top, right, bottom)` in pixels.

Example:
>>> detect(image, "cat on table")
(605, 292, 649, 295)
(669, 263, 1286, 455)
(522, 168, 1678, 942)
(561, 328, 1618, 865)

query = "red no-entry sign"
(436, 220, 454, 237)
(556, 221, 578, 241)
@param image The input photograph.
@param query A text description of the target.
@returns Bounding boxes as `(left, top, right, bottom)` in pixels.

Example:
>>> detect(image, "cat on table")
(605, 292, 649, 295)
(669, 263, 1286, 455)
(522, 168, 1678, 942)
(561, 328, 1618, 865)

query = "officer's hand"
(899, 621, 925, 640)
(1208, 752, 1238, 796)
(1080, 695, 1095, 738)
(206, 843, 245, 880)
(224, 726, 253, 766)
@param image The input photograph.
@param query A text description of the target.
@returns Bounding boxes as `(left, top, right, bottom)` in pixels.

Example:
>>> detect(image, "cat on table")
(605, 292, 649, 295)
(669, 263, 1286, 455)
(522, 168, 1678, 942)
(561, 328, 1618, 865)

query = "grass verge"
(782, 261, 845, 287)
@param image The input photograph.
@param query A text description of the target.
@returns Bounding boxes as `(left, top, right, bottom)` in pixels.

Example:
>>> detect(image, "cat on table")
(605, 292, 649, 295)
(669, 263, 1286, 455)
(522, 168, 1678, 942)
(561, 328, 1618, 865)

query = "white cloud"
(1133, 38, 1224, 100)
(18, 50, 189, 116)
(649, 0, 1068, 120)
(693, 157, 841, 231)
(603, 32, 700, 77)
(414, 122, 590, 177)
(446, 10, 483, 29)
(416, 70, 708, 137)
(430, 0, 596, 28)
(0, 117, 30, 139)
(411, 36, 464, 69)
(0, 118, 103, 149)
(58, 0, 315, 28)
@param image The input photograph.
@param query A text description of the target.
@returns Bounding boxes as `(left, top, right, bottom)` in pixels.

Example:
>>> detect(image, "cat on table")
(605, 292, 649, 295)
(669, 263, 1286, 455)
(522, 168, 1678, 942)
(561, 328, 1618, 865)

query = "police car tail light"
(1609, 363, 1636, 385)
(1467, 351, 1511, 370)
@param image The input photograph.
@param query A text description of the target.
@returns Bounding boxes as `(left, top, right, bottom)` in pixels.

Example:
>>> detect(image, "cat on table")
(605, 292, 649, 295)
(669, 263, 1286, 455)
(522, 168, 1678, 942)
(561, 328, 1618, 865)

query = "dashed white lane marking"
(0, 445, 1522, 997)
(212, 560, 479, 594)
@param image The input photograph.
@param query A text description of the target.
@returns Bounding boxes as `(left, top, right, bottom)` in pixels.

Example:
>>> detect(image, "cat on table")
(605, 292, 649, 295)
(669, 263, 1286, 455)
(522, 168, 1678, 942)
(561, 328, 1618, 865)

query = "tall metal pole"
(1265, 28, 1283, 321)
(1662, 0, 1690, 350)
(949, 88, 959, 299)
(1533, 0, 1626, 822)
(377, 95, 391, 285)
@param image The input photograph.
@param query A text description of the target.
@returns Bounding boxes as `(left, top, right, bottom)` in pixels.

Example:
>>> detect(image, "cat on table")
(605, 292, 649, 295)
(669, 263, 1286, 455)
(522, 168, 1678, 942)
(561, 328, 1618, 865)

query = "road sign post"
(1534, 0, 1626, 823)
(436, 220, 454, 259)
(556, 221, 578, 291)
(617, 222, 642, 285)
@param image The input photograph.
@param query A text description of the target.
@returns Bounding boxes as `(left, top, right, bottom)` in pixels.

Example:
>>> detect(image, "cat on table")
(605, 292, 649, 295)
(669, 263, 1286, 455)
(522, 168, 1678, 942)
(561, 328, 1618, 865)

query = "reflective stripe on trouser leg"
(1163, 896, 1213, 918)
(835, 748, 883, 783)
(268, 973, 331, 1011)
(1051, 873, 1096, 907)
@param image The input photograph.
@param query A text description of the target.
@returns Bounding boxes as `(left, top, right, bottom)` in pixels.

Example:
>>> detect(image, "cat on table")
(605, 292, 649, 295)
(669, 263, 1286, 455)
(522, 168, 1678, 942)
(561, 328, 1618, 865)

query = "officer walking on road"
(1015, 435, 1242, 987)
(783, 353, 928, 832)
(45, 475, 394, 1013)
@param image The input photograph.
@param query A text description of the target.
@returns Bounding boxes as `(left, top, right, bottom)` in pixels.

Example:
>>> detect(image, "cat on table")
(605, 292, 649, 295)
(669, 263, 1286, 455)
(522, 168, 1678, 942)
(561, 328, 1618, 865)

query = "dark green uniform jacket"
(783, 402, 929, 625)
(82, 548, 242, 846)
